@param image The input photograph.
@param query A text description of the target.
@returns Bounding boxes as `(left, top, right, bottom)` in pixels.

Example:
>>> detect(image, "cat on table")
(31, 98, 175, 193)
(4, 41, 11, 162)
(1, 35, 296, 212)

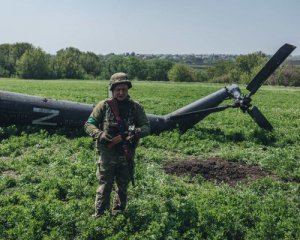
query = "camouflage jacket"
(84, 96, 150, 155)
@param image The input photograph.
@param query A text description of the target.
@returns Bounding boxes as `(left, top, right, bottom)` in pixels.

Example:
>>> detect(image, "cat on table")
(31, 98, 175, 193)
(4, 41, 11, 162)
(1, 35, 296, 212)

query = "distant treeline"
(0, 42, 299, 86)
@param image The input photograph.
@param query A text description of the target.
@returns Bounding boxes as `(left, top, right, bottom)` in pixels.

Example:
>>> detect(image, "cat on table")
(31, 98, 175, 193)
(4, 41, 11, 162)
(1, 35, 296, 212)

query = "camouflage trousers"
(95, 154, 130, 216)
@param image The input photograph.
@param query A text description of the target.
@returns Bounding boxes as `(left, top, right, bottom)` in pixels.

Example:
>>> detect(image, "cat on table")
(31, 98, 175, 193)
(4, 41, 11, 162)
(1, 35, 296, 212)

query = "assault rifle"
(108, 124, 136, 147)
(108, 124, 139, 186)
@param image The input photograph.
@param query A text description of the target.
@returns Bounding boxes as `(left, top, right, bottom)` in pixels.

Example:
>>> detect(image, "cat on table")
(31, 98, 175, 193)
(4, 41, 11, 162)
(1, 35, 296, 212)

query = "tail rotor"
(170, 43, 296, 131)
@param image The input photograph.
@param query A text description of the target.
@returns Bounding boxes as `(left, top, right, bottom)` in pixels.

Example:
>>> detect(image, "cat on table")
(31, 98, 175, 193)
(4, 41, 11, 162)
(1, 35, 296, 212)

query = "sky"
(1, 0, 299, 55)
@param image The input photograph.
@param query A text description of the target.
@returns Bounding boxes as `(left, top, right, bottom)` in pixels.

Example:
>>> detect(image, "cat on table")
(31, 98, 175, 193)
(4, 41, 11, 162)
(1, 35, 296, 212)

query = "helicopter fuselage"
(0, 84, 239, 134)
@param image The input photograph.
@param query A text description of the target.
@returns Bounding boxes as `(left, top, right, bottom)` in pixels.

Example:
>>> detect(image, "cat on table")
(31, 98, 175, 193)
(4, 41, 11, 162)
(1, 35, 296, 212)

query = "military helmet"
(109, 72, 132, 90)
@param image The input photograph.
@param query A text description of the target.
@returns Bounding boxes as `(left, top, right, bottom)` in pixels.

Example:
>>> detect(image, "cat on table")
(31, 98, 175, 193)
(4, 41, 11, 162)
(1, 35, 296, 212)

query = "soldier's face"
(112, 84, 129, 101)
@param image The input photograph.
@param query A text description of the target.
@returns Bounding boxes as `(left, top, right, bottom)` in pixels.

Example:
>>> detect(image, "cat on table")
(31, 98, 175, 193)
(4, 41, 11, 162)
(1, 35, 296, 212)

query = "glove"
(99, 132, 113, 145)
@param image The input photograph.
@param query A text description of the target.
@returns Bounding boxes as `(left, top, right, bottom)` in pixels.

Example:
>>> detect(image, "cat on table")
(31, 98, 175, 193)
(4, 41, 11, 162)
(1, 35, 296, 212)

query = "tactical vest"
(102, 99, 136, 138)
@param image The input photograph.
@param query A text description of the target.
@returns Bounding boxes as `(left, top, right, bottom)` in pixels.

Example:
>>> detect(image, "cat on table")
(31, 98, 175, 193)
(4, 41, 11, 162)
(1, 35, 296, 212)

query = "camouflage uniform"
(84, 73, 150, 216)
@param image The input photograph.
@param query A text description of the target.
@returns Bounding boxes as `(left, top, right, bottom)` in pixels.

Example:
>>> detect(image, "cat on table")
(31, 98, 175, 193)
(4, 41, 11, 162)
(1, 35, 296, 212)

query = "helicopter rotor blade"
(246, 43, 296, 97)
(247, 106, 273, 131)
(170, 105, 234, 121)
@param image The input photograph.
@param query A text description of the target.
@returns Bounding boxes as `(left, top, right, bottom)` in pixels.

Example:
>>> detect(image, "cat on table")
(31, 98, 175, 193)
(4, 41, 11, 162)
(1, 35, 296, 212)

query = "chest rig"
(103, 98, 135, 137)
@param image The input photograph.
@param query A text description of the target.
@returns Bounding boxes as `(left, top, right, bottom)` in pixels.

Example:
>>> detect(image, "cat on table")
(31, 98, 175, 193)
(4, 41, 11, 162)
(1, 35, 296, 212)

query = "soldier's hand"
(108, 135, 123, 148)
(99, 132, 113, 145)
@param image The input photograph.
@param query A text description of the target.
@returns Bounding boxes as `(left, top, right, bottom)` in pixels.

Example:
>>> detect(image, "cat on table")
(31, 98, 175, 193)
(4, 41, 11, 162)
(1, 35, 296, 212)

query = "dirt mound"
(163, 157, 273, 185)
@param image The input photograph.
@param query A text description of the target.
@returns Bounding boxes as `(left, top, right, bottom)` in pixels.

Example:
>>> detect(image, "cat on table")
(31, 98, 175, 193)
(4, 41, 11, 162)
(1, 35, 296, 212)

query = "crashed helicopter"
(0, 44, 296, 134)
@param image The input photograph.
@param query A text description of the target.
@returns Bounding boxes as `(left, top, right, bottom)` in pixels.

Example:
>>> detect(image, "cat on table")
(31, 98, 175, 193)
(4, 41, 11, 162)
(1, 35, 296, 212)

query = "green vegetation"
(1, 43, 300, 86)
(0, 79, 300, 239)
(0, 43, 174, 81)
(206, 53, 300, 86)
(168, 64, 194, 82)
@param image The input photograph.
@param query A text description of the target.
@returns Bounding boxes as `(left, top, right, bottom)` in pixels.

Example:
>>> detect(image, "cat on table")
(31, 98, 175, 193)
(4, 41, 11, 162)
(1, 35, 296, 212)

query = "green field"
(0, 79, 300, 239)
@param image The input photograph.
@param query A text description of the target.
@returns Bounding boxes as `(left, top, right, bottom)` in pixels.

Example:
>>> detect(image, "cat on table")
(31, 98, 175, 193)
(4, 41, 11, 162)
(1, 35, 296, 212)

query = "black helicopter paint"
(0, 44, 296, 134)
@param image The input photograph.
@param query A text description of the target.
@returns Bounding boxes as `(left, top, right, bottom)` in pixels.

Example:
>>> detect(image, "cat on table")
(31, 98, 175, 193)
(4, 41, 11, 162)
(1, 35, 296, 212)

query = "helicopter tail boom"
(148, 84, 239, 134)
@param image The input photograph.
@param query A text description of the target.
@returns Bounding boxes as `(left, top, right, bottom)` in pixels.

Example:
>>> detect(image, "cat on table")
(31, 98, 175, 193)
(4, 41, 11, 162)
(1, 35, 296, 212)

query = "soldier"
(84, 72, 150, 218)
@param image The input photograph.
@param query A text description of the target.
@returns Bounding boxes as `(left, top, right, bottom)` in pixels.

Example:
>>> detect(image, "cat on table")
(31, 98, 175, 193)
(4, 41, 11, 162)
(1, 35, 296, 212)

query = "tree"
(205, 52, 268, 84)
(16, 48, 50, 79)
(102, 55, 127, 79)
(9, 43, 34, 75)
(0, 44, 11, 77)
(267, 64, 300, 87)
(145, 59, 173, 81)
(192, 70, 208, 82)
(51, 47, 85, 79)
(0, 43, 34, 77)
(0, 66, 10, 77)
(124, 56, 147, 80)
(168, 64, 194, 82)
(79, 52, 102, 78)
(231, 52, 267, 84)
(206, 60, 234, 82)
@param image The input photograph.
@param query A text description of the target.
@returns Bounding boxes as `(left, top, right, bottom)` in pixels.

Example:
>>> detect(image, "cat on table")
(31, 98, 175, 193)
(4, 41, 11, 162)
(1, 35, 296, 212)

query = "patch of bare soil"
(163, 157, 276, 186)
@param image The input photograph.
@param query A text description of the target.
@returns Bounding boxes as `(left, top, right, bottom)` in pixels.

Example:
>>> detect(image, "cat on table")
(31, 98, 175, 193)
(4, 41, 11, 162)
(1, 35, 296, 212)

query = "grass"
(0, 78, 300, 239)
